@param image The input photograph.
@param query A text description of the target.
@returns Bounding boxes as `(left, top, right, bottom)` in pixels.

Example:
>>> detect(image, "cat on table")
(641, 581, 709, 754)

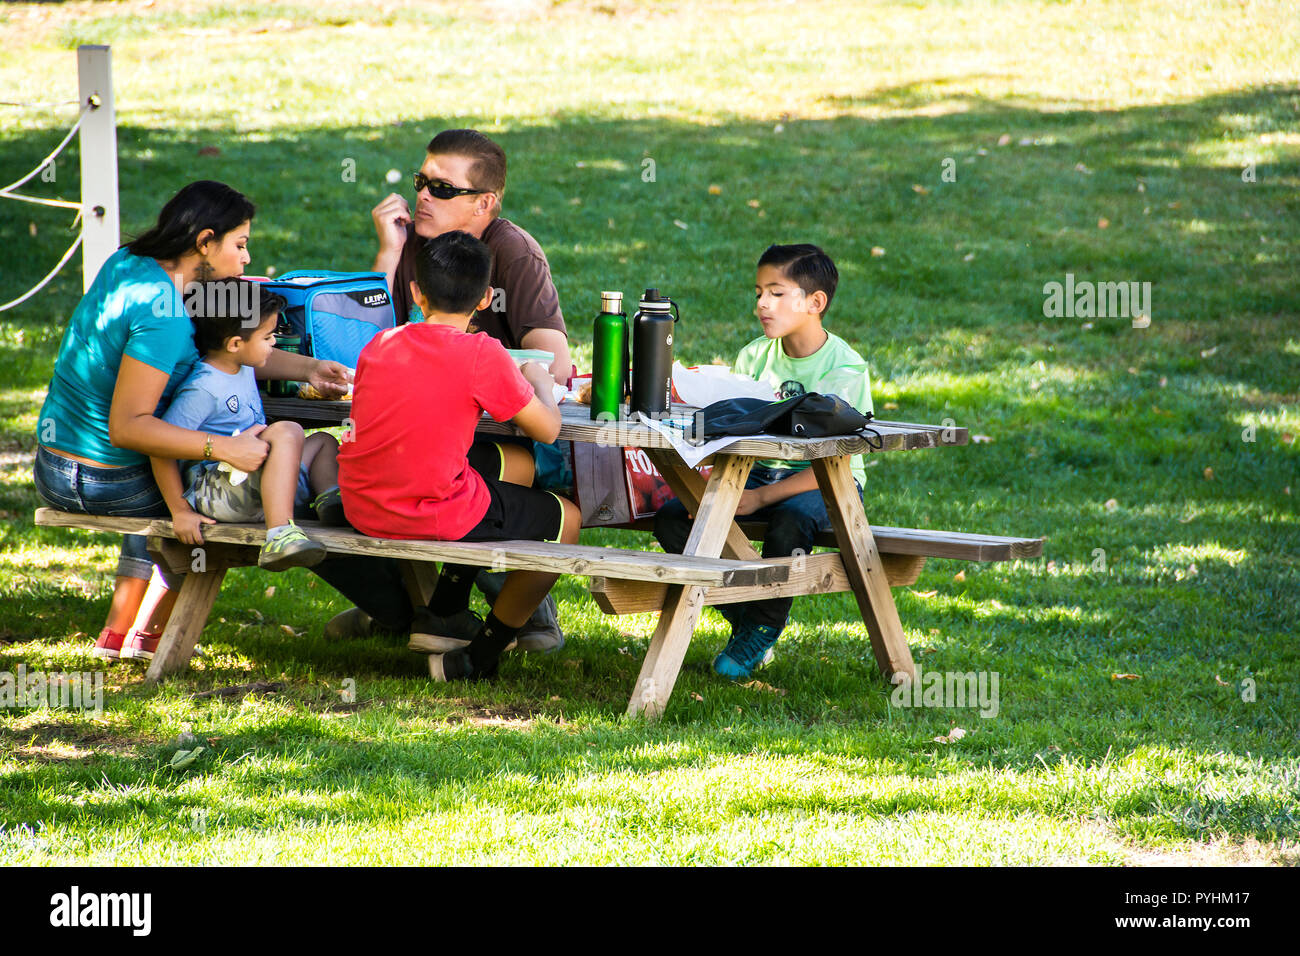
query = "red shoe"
(121, 628, 163, 661)
(92, 627, 126, 660)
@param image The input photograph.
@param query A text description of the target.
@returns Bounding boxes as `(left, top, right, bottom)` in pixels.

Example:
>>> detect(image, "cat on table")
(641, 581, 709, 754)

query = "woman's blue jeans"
(33, 446, 173, 583)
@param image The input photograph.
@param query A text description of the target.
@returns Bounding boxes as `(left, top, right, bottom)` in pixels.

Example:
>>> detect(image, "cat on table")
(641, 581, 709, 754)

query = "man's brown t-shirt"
(390, 218, 566, 348)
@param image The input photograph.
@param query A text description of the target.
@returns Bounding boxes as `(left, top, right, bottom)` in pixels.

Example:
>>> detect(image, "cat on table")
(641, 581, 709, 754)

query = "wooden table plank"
(263, 397, 970, 458)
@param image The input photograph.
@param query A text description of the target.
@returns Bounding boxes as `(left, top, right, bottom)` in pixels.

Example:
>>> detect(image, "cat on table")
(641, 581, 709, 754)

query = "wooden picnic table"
(263, 396, 972, 717)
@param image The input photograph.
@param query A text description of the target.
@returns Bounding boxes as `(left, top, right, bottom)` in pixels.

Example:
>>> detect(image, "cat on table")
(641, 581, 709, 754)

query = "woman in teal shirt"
(35, 180, 350, 659)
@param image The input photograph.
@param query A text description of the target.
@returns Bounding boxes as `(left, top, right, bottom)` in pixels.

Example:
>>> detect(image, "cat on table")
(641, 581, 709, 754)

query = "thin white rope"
(0, 229, 83, 313)
(0, 102, 91, 196)
(0, 100, 80, 108)
(0, 192, 82, 210)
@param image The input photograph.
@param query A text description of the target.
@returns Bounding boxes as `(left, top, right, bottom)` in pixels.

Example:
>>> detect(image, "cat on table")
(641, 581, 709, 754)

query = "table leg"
(644, 448, 760, 561)
(144, 568, 228, 682)
(811, 455, 916, 683)
(627, 454, 755, 718)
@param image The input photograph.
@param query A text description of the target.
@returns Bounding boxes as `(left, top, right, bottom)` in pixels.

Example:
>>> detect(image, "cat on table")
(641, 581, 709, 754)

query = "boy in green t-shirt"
(653, 243, 873, 680)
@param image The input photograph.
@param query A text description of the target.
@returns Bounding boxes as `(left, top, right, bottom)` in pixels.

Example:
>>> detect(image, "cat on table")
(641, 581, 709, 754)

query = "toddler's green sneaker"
(258, 522, 327, 571)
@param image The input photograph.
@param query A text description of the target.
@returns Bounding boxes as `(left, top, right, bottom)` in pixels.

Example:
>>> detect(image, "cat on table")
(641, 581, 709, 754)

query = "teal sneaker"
(258, 523, 327, 571)
(713, 621, 782, 680)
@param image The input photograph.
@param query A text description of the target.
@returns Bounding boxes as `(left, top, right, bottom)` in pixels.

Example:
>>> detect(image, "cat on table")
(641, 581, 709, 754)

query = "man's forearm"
(373, 249, 400, 292)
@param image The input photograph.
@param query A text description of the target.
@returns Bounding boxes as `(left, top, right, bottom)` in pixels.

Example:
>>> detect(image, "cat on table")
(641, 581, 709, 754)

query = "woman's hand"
(171, 506, 216, 546)
(218, 425, 270, 473)
(307, 359, 353, 398)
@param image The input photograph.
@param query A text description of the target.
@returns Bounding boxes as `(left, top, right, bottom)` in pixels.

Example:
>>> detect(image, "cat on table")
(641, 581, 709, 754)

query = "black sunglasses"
(412, 172, 489, 200)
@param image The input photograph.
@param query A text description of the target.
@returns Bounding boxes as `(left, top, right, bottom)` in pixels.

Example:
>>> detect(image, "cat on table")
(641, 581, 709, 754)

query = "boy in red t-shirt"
(338, 231, 580, 682)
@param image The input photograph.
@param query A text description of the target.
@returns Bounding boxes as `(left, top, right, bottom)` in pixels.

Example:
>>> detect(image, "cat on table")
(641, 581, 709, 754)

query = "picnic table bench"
(37, 400, 1042, 717)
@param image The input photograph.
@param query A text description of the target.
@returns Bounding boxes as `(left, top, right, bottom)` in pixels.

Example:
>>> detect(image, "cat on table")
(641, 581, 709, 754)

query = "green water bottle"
(591, 291, 628, 420)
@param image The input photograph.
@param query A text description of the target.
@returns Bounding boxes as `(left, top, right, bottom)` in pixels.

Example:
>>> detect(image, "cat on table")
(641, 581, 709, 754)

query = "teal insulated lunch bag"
(261, 271, 396, 368)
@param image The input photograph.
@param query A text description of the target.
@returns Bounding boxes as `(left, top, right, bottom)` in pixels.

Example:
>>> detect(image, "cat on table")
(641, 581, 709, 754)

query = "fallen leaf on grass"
(740, 680, 786, 696)
(952, 571, 966, 582)
(707, 184, 722, 195)
(264, 586, 276, 599)
(963, 252, 976, 262)
(168, 746, 205, 770)
(1104, 498, 1119, 512)
(746, 198, 761, 208)
(279, 624, 300, 638)
(1203, 467, 1214, 481)
(247, 608, 264, 622)
(911, 183, 930, 195)
(1282, 433, 1294, 444)
(70, 631, 87, 642)
(970, 434, 993, 443)
(997, 134, 1012, 146)
(870, 246, 886, 257)
(934, 727, 967, 744)
(1097, 217, 1111, 229)
(549, 695, 561, 701)
(883, 401, 899, 410)
(922, 647, 938, 655)
(910, 589, 938, 598)
(1111, 673, 1141, 680)
(690, 692, 704, 702)
(1047, 744, 1062, 752)
(1214, 675, 1232, 687)
(1200, 345, 1219, 358)
(673, 219, 688, 230)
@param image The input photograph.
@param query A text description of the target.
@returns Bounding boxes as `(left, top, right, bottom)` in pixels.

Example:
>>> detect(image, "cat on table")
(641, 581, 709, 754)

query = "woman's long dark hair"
(124, 180, 255, 260)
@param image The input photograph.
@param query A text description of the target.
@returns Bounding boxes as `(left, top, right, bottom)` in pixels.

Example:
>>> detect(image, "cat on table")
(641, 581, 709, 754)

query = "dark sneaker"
(713, 621, 782, 680)
(324, 606, 372, 640)
(258, 523, 327, 571)
(312, 487, 349, 527)
(475, 571, 562, 654)
(428, 647, 498, 683)
(408, 607, 517, 654)
(512, 594, 564, 653)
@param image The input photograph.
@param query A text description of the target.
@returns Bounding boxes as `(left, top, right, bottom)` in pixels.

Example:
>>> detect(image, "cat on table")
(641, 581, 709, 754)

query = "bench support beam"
(627, 454, 755, 718)
(590, 552, 926, 615)
(145, 568, 227, 682)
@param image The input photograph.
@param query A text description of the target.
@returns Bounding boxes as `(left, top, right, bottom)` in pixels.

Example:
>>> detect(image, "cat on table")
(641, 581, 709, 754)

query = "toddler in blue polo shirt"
(151, 281, 345, 569)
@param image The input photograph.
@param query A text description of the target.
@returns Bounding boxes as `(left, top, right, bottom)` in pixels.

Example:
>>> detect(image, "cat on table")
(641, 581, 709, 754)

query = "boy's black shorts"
(460, 441, 567, 543)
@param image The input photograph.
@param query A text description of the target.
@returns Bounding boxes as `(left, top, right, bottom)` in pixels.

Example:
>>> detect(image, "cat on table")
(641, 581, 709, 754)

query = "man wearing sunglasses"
(370, 128, 572, 386)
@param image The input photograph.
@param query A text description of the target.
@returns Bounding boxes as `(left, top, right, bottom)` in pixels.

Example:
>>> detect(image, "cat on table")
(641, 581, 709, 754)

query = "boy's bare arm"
(150, 456, 215, 545)
(510, 361, 562, 444)
(734, 467, 821, 516)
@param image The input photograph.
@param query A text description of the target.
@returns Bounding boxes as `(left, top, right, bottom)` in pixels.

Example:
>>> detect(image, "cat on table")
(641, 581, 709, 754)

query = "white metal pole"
(77, 45, 119, 292)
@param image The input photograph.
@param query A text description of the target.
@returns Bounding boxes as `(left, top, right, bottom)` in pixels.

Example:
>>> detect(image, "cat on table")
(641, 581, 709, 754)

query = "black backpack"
(696, 393, 882, 448)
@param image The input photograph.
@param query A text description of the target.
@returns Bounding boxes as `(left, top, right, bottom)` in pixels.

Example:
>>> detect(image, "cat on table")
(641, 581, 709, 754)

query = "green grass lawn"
(0, 0, 1297, 865)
